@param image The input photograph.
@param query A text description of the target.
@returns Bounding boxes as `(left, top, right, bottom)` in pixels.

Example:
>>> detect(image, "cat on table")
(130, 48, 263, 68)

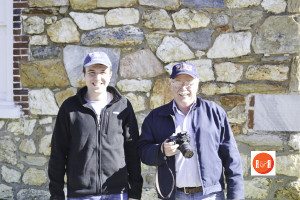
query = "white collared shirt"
(172, 100, 202, 187)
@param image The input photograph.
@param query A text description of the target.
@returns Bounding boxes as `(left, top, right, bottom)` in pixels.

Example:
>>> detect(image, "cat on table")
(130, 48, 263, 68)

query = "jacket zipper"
(96, 114, 100, 194)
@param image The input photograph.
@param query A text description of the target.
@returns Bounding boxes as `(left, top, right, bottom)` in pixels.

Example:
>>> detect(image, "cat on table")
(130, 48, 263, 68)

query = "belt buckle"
(183, 187, 190, 194)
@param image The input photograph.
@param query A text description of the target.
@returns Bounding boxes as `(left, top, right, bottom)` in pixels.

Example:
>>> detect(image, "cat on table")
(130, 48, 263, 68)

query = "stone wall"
(1, 0, 300, 199)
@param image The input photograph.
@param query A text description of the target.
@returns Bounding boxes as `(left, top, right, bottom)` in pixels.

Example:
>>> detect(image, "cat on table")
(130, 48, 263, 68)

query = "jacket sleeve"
(123, 101, 143, 199)
(48, 105, 69, 200)
(137, 112, 166, 167)
(218, 111, 244, 200)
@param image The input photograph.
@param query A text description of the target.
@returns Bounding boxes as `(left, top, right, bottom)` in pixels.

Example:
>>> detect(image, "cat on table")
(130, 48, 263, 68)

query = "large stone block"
(97, 0, 137, 8)
(236, 84, 286, 94)
(227, 0, 261, 8)
(139, 0, 180, 10)
(143, 9, 173, 30)
(207, 32, 251, 58)
(17, 189, 50, 200)
(150, 78, 173, 109)
(120, 49, 164, 78)
(244, 178, 271, 199)
(182, 0, 224, 8)
(156, 36, 195, 63)
(289, 56, 300, 93)
(232, 10, 263, 31)
(245, 64, 289, 81)
(252, 15, 300, 54)
(29, 89, 59, 115)
(70, 12, 105, 30)
(178, 28, 214, 50)
(172, 9, 210, 30)
(21, 59, 69, 88)
(0, 137, 17, 165)
(70, 0, 97, 10)
(287, 0, 300, 13)
(277, 155, 300, 177)
(106, 8, 139, 25)
(261, 0, 287, 14)
(81, 26, 144, 46)
(215, 62, 243, 83)
(29, 0, 69, 7)
(47, 18, 80, 43)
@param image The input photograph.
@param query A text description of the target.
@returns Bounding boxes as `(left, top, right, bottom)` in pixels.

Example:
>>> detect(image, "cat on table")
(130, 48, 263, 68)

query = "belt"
(176, 186, 203, 194)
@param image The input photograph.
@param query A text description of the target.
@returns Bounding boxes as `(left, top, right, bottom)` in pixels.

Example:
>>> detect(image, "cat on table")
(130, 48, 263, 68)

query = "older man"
(48, 52, 143, 200)
(137, 62, 244, 200)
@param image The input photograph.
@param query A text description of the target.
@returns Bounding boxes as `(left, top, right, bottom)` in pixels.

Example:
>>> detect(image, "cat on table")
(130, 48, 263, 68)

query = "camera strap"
(155, 143, 175, 199)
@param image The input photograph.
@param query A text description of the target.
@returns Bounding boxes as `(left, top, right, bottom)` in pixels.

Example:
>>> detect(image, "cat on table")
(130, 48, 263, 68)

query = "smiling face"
(171, 74, 199, 112)
(84, 64, 112, 100)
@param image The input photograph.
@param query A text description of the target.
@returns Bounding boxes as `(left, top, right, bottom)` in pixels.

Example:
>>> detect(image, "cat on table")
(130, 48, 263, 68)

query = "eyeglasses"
(171, 80, 198, 89)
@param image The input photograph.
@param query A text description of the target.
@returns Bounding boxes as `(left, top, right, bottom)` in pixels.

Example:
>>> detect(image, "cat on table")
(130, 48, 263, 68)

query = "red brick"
(13, 29, 21, 35)
(21, 36, 29, 41)
(250, 96, 255, 107)
(14, 96, 21, 101)
(21, 56, 28, 61)
(13, 77, 21, 82)
(18, 102, 29, 109)
(248, 110, 254, 129)
(13, 63, 20, 68)
(13, 69, 20, 75)
(13, 76, 21, 82)
(23, 110, 30, 116)
(13, 2, 28, 8)
(21, 49, 28, 54)
(13, 83, 21, 89)
(13, 90, 28, 95)
(14, 49, 21, 55)
(14, 43, 28, 48)
(13, 56, 21, 61)
(21, 96, 29, 101)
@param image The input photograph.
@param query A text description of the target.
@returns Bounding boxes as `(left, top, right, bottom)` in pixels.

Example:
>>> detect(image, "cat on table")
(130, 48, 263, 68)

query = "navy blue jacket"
(137, 97, 244, 199)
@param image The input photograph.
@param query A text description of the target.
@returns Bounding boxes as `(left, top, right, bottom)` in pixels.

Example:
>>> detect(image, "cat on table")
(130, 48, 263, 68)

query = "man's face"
(171, 74, 199, 109)
(84, 64, 112, 95)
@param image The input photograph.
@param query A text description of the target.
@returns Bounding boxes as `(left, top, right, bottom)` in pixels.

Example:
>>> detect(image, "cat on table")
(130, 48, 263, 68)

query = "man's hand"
(162, 140, 179, 157)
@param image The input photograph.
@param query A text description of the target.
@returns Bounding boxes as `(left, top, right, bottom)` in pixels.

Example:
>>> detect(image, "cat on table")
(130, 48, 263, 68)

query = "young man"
(48, 52, 143, 200)
(137, 62, 244, 200)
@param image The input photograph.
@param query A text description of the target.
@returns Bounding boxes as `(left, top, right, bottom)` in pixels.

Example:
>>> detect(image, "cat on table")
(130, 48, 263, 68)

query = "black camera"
(166, 131, 194, 158)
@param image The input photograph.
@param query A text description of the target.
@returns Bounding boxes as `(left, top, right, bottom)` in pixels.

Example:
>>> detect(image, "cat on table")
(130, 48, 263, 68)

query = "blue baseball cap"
(170, 62, 198, 79)
(83, 52, 112, 68)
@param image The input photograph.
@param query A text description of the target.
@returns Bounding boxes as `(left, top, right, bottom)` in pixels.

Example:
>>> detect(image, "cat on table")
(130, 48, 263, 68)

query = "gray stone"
(277, 155, 300, 177)
(200, 83, 236, 95)
(97, 0, 137, 8)
(232, 10, 263, 31)
(143, 9, 173, 30)
(29, 0, 69, 7)
(55, 88, 77, 107)
(240, 154, 250, 176)
(207, 32, 252, 58)
(150, 78, 173, 109)
(1, 166, 21, 183)
(106, 8, 139, 25)
(22, 168, 47, 186)
(227, 0, 262, 8)
(39, 117, 53, 125)
(178, 28, 214, 50)
(30, 35, 48, 46)
(31, 45, 62, 59)
(124, 93, 146, 112)
(0, 137, 17, 165)
(227, 105, 247, 124)
(63, 45, 121, 87)
(182, 0, 224, 8)
(17, 189, 50, 200)
(139, 0, 180, 10)
(120, 49, 164, 78)
(211, 14, 229, 26)
(275, 179, 300, 200)
(215, 62, 243, 83)
(156, 36, 195, 63)
(289, 56, 300, 93)
(47, 18, 80, 43)
(236, 84, 286, 94)
(254, 95, 300, 131)
(39, 134, 52, 156)
(244, 178, 270, 199)
(261, 0, 287, 14)
(70, 12, 105, 30)
(288, 133, 300, 151)
(23, 16, 44, 34)
(81, 25, 144, 46)
(245, 64, 289, 81)
(0, 184, 14, 199)
(19, 139, 36, 154)
(252, 15, 300, 54)
(145, 31, 175, 52)
(7, 119, 36, 136)
(287, 0, 300, 13)
(45, 16, 57, 25)
(0, 121, 4, 130)
(236, 134, 284, 147)
(20, 156, 48, 166)
(70, 0, 97, 10)
(172, 9, 210, 30)
(29, 89, 59, 115)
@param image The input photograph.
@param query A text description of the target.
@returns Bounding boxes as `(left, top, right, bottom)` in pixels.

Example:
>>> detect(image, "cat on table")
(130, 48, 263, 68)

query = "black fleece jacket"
(48, 86, 143, 199)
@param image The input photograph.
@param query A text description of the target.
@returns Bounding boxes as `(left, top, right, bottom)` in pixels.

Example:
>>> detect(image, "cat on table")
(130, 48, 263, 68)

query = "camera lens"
(184, 150, 194, 158)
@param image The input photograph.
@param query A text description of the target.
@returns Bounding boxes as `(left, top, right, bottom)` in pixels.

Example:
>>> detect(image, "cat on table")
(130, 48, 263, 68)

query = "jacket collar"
(158, 97, 202, 116)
